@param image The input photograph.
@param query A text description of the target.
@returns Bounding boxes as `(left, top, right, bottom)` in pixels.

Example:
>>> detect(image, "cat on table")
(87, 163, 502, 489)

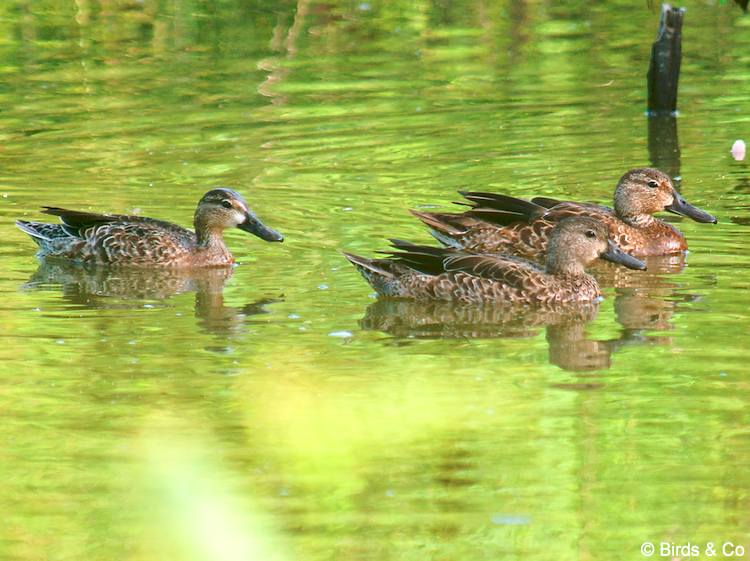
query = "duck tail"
(16, 220, 52, 246)
(409, 210, 472, 248)
(343, 252, 405, 297)
(383, 240, 451, 274)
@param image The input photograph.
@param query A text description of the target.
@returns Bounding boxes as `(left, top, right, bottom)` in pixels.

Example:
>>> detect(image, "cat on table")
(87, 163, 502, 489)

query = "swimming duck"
(16, 188, 283, 267)
(411, 168, 716, 259)
(344, 216, 645, 304)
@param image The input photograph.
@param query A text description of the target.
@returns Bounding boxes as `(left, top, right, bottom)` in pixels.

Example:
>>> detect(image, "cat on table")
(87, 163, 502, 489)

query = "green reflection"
(1, 1, 750, 561)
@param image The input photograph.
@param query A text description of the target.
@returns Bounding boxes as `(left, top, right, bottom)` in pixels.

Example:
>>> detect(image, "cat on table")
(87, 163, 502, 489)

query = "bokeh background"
(1, 1, 750, 560)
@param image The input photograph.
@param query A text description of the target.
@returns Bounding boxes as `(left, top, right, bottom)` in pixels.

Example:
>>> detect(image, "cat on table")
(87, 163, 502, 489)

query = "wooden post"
(647, 4, 685, 116)
(648, 115, 681, 185)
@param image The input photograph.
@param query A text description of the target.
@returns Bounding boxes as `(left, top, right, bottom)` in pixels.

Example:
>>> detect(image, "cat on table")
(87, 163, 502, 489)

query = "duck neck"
(619, 212, 656, 228)
(196, 229, 228, 250)
(545, 246, 586, 277)
(194, 213, 228, 250)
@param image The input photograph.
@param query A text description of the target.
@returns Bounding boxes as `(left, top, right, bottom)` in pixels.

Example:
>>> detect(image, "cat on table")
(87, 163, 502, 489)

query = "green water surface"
(1, 1, 750, 560)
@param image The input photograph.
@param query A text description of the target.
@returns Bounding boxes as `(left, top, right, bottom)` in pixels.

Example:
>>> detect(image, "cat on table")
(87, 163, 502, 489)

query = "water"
(1, 1, 750, 560)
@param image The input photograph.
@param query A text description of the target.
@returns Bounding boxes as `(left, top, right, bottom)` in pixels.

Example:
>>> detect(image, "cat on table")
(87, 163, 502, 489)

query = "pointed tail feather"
(343, 252, 395, 278)
(410, 209, 478, 248)
(343, 252, 406, 297)
(410, 210, 468, 236)
(16, 220, 52, 242)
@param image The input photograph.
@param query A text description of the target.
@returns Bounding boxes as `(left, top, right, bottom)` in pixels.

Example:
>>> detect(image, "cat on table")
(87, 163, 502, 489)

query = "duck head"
(613, 168, 716, 225)
(546, 216, 646, 275)
(194, 188, 284, 244)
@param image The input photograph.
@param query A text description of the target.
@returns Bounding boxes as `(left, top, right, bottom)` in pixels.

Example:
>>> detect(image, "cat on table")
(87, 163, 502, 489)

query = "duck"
(343, 216, 646, 304)
(411, 168, 716, 259)
(16, 188, 283, 267)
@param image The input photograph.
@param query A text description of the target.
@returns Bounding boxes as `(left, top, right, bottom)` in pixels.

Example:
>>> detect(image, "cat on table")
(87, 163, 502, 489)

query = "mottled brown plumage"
(16, 188, 283, 267)
(344, 217, 646, 304)
(412, 168, 717, 259)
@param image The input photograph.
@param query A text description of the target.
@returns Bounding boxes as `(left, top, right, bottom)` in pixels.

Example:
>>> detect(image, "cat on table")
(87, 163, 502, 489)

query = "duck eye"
(220, 200, 233, 209)
(584, 230, 596, 239)
(647, 180, 659, 189)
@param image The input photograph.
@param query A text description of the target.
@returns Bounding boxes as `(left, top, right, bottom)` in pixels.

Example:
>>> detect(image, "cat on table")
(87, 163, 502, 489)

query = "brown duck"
(16, 188, 283, 267)
(412, 168, 716, 259)
(344, 216, 646, 304)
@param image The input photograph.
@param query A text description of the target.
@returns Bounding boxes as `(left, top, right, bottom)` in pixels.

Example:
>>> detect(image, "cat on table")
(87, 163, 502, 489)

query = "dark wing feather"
(531, 196, 564, 208)
(380, 240, 455, 276)
(465, 208, 528, 226)
(459, 192, 546, 218)
(41, 207, 123, 229)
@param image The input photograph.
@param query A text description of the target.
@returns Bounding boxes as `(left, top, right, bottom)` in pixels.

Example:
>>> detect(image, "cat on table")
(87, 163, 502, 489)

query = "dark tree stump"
(647, 4, 685, 116)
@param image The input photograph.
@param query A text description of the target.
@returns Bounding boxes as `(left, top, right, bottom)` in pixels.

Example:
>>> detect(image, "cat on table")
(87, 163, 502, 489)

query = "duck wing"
(41, 207, 194, 242)
(531, 196, 564, 209)
(442, 253, 543, 287)
(463, 208, 533, 227)
(40, 207, 121, 238)
(458, 192, 560, 229)
(534, 200, 615, 220)
(386, 240, 543, 287)
(382, 240, 455, 275)
(459, 192, 548, 218)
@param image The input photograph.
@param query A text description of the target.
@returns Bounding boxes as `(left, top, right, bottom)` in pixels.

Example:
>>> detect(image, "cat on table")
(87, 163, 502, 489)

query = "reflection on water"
(361, 298, 611, 371)
(648, 114, 681, 183)
(360, 298, 600, 340)
(360, 255, 697, 372)
(23, 260, 279, 337)
(596, 254, 708, 341)
(23, 260, 235, 302)
(589, 253, 686, 285)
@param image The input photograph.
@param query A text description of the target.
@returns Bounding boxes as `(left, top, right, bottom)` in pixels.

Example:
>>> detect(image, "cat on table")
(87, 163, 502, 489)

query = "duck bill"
(238, 213, 284, 242)
(601, 240, 647, 270)
(666, 190, 717, 223)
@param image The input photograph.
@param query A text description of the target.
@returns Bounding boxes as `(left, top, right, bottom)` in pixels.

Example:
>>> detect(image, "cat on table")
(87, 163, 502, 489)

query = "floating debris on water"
(731, 139, 746, 161)
(490, 514, 532, 526)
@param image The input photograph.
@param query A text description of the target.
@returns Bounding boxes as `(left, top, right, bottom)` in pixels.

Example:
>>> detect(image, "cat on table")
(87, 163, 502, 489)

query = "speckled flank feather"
(412, 168, 716, 259)
(16, 188, 283, 267)
(345, 247, 601, 304)
(344, 217, 643, 304)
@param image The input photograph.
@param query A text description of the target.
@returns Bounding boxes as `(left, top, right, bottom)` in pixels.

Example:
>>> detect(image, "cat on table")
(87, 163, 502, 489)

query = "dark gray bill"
(666, 190, 717, 224)
(238, 212, 284, 242)
(601, 239, 646, 271)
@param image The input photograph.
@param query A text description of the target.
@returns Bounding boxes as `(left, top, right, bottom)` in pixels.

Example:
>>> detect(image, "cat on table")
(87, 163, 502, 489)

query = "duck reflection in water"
(590, 252, 701, 339)
(22, 260, 279, 337)
(360, 299, 612, 371)
(359, 253, 699, 372)
(607, 253, 707, 345)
